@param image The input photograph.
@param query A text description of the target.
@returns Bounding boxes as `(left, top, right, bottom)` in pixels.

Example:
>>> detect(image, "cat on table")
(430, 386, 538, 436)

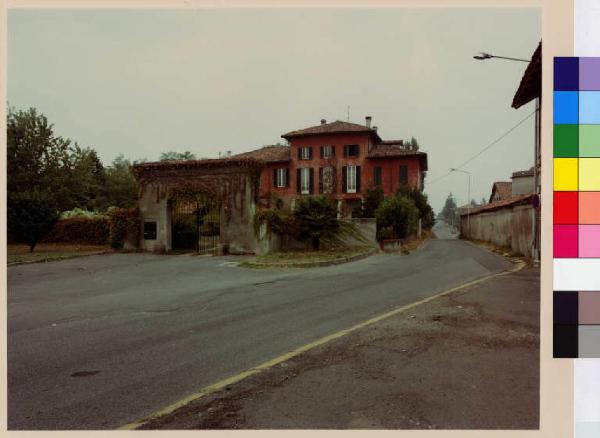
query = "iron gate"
(170, 197, 220, 254)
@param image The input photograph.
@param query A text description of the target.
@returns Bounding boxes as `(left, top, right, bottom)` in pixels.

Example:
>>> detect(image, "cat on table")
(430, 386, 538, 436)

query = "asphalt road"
(8, 222, 512, 430)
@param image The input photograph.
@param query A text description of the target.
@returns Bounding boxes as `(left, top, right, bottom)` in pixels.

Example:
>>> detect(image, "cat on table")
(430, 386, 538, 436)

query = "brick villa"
(235, 116, 428, 216)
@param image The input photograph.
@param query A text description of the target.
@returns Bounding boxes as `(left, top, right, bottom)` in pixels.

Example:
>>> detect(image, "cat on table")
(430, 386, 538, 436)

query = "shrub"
(358, 186, 384, 218)
(60, 208, 107, 220)
(375, 194, 419, 239)
(292, 196, 340, 250)
(396, 185, 435, 230)
(43, 217, 110, 245)
(253, 208, 287, 240)
(108, 207, 141, 249)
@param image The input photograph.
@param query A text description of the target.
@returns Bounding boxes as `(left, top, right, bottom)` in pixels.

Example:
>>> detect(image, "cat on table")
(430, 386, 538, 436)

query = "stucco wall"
(460, 204, 534, 258)
(137, 174, 259, 254)
(511, 175, 534, 196)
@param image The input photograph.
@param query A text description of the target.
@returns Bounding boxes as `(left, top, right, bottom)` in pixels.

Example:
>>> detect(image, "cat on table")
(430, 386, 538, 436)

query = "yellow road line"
(119, 260, 526, 430)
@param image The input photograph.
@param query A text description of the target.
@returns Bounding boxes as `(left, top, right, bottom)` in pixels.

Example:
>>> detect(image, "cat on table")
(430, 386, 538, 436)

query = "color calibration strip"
(554, 57, 600, 358)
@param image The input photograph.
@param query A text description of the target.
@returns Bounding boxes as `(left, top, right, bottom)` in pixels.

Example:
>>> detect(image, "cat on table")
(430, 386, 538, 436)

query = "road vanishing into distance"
(8, 221, 511, 429)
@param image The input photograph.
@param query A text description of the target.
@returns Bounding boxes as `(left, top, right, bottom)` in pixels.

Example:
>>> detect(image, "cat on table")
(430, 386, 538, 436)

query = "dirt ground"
(140, 265, 540, 430)
(7, 243, 110, 264)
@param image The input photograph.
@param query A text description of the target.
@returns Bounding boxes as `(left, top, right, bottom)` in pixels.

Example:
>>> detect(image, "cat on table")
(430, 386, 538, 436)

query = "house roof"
(231, 145, 290, 162)
(461, 193, 533, 216)
(131, 157, 264, 179)
(512, 42, 541, 109)
(281, 120, 382, 142)
(379, 140, 404, 146)
(489, 181, 513, 203)
(512, 167, 534, 178)
(367, 144, 428, 171)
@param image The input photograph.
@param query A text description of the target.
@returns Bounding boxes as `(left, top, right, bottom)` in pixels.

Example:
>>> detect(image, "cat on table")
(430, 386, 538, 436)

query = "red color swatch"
(554, 191, 579, 224)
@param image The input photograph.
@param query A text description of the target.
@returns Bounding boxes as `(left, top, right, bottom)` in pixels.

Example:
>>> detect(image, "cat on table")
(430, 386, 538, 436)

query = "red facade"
(238, 119, 428, 214)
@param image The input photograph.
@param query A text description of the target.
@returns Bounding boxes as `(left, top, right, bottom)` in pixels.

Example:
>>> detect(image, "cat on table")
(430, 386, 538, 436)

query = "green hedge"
(43, 217, 110, 245)
(108, 207, 140, 249)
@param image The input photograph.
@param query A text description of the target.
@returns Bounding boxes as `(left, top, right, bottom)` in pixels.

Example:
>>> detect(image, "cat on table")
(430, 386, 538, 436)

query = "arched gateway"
(132, 158, 263, 254)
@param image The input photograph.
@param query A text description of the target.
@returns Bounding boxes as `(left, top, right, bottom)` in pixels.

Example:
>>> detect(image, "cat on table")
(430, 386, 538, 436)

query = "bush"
(253, 208, 287, 239)
(375, 194, 419, 239)
(108, 207, 141, 249)
(358, 187, 384, 218)
(43, 217, 110, 245)
(396, 185, 435, 230)
(292, 196, 340, 250)
(60, 208, 107, 220)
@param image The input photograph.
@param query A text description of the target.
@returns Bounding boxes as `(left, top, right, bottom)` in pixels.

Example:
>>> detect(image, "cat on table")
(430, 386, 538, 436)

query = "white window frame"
(346, 165, 357, 193)
(300, 167, 310, 194)
(276, 168, 287, 188)
(322, 145, 333, 158)
(300, 147, 311, 160)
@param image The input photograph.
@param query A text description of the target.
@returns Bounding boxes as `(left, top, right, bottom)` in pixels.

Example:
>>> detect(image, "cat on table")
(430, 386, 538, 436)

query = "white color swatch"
(554, 259, 600, 291)
(575, 0, 600, 56)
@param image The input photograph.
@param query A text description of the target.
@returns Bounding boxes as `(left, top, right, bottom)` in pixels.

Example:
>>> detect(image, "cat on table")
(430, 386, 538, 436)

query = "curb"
(240, 248, 378, 269)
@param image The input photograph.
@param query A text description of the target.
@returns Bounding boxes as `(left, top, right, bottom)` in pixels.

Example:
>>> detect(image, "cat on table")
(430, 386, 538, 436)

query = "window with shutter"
(276, 168, 287, 188)
(342, 166, 347, 193)
(322, 145, 333, 158)
(299, 147, 311, 160)
(300, 168, 310, 194)
(356, 166, 361, 193)
(321, 166, 335, 194)
(346, 145, 359, 157)
(399, 165, 408, 185)
(346, 165, 357, 193)
(374, 166, 382, 186)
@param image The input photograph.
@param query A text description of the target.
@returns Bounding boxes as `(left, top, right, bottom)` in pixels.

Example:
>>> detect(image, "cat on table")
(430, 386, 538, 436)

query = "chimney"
(320, 118, 327, 125)
(365, 116, 372, 128)
(373, 126, 378, 132)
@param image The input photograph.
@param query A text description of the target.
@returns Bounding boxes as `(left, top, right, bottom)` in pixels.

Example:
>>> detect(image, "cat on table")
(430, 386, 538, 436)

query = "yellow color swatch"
(579, 158, 600, 191)
(554, 158, 579, 191)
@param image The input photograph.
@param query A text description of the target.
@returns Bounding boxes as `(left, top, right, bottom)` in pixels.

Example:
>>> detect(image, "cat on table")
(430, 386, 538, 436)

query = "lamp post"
(473, 52, 529, 62)
(450, 168, 471, 238)
(473, 50, 540, 266)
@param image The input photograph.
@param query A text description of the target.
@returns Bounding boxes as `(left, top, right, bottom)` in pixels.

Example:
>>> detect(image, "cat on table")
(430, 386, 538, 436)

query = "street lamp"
(473, 50, 540, 266)
(473, 52, 529, 62)
(450, 168, 471, 237)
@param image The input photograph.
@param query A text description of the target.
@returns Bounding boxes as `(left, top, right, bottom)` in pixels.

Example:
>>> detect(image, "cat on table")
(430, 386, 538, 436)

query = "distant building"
(511, 167, 535, 196)
(489, 181, 513, 203)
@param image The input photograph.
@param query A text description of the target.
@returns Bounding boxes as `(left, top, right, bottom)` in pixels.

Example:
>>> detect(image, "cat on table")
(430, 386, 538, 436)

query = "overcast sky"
(8, 8, 540, 212)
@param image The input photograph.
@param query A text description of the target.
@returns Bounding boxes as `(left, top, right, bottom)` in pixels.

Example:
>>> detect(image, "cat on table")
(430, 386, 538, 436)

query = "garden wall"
(460, 204, 534, 258)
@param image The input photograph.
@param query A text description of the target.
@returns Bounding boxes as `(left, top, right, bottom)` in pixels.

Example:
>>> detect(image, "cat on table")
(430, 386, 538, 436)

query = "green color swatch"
(554, 124, 579, 157)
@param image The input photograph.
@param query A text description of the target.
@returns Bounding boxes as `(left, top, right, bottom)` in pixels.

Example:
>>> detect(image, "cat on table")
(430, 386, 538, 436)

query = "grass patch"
(7, 243, 111, 265)
(241, 246, 374, 268)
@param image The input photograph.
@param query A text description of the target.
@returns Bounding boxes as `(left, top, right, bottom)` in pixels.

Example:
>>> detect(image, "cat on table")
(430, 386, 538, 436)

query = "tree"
(160, 150, 196, 161)
(439, 193, 459, 227)
(357, 186, 384, 218)
(405, 137, 420, 151)
(96, 154, 138, 210)
(68, 146, 107, 211)
(8, 192, 59, 251)
(375, 195, 419, 239)
(7, 107, 73, 249)
(292, 196, 340, 250)
(396, 185, 435, 229)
